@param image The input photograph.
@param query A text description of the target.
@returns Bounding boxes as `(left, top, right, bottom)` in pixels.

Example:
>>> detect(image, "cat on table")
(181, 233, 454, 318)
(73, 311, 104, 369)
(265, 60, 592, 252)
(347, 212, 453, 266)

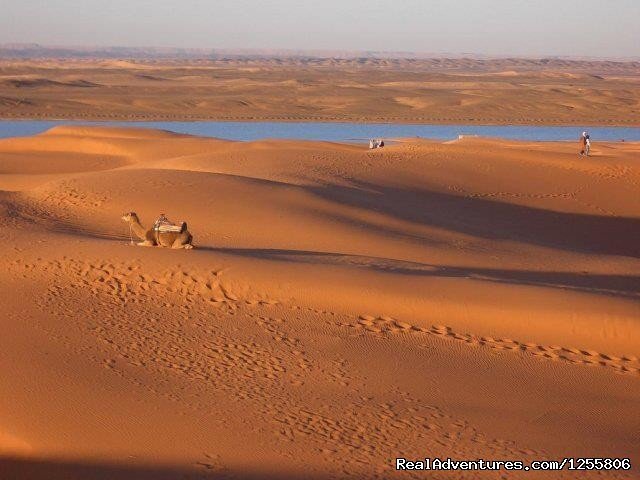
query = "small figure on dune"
(121, 212, 194, 249)
(369, 138, 385, 149)
(585, 134, 591, 156)
(579, 131, 591, 156)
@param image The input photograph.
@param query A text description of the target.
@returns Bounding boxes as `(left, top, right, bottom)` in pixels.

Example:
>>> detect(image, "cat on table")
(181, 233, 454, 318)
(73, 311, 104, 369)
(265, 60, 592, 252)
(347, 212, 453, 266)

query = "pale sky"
(2, 0, 639, 57)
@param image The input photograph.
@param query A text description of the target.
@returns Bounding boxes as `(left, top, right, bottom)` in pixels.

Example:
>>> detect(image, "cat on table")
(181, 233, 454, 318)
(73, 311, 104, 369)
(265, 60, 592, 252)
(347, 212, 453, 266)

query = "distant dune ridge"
(0, 54, 639, 125)
(0, 126, 638, 478)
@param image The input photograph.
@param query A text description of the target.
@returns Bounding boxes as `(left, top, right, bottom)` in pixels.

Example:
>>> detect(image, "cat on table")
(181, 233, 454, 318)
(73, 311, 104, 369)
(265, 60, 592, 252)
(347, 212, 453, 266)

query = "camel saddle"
(153, 214, 187, 234)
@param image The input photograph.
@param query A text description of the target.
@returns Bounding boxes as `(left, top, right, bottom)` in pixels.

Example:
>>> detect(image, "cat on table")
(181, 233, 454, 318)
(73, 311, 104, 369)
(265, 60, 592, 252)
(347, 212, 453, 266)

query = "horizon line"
(1, 43, 639, 63)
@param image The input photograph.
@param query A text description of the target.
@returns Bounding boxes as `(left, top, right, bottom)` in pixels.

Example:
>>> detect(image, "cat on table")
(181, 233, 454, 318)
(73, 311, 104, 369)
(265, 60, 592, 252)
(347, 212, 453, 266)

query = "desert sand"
(0, 126, 639, 479)
(1, 57, 639, 125)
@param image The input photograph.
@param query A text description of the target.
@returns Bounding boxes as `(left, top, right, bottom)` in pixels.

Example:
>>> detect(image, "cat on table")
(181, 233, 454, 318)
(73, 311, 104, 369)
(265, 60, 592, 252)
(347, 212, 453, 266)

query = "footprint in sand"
(350, 313, 640, 377)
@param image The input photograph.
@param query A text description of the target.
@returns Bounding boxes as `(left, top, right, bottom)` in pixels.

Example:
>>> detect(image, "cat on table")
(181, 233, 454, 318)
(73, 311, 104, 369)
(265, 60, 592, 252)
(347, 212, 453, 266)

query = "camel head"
(121, 212, 140, 224)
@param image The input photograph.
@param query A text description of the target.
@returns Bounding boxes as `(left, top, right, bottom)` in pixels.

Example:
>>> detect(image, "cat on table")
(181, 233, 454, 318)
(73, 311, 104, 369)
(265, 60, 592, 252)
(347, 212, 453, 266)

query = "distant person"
(585, 134, 591, 156)
(579, 131, 588, 156)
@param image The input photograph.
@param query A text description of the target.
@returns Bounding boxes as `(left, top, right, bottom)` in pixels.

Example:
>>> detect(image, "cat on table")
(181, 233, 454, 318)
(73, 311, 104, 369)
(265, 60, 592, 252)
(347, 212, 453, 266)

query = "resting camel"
(121, 212, 194, 249)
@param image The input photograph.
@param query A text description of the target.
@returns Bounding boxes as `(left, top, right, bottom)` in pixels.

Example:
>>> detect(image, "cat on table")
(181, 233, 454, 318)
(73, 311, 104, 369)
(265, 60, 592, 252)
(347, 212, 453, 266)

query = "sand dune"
(0, 58, 639, 124)
(0, 126, 639, 479)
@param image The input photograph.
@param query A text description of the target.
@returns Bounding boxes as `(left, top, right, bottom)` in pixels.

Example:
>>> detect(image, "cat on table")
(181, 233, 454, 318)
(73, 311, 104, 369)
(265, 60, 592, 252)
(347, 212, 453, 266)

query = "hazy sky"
(2, 0, 639, 57)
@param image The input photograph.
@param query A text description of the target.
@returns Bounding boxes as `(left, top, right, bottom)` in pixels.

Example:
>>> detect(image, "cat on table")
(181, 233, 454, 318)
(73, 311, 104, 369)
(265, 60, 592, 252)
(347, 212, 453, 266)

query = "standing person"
(579, 131, 587, 156)
(585, 133, 591, 156)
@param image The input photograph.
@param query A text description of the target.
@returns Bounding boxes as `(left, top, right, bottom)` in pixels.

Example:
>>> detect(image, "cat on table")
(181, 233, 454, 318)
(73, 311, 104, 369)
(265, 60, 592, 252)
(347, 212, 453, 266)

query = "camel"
(121, 212, 194, 249)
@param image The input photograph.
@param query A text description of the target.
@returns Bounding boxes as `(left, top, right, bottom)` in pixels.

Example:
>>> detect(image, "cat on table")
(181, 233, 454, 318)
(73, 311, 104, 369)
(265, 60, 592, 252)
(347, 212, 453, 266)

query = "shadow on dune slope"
(301, 180, 640, 258)
(10, 166, 640, 258)
(202, 247, 640, 299)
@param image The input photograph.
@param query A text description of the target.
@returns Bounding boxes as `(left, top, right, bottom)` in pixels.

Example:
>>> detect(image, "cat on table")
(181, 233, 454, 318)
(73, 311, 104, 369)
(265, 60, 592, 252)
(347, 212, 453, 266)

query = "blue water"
(1, 120, 639, 142)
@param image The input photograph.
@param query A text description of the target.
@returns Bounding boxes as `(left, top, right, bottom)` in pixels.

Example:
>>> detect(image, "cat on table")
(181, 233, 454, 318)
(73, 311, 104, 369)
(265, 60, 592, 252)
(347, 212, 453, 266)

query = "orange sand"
(1, 58, 639, 125)
(0, 126, 638, 479)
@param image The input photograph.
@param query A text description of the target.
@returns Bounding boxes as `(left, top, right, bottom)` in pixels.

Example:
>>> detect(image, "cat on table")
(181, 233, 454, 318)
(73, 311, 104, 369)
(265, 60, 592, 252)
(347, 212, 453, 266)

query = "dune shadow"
(0, 456, 331, 480)
(201, 247, 640, 299)
(7, 169, 640, 259)
(300, 180, 640, 259)
(51, 171, 640, 259)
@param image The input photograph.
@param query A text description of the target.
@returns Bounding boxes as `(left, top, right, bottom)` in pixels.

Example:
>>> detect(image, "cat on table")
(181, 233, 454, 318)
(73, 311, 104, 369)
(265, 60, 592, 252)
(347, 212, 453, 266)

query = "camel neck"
(130, 220, 148, 239)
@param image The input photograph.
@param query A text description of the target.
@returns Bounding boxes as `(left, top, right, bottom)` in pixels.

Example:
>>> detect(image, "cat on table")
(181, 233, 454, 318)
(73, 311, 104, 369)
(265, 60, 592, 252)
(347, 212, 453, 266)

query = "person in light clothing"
(585, 134, 591, 156)
(579, 131, 591, 156)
